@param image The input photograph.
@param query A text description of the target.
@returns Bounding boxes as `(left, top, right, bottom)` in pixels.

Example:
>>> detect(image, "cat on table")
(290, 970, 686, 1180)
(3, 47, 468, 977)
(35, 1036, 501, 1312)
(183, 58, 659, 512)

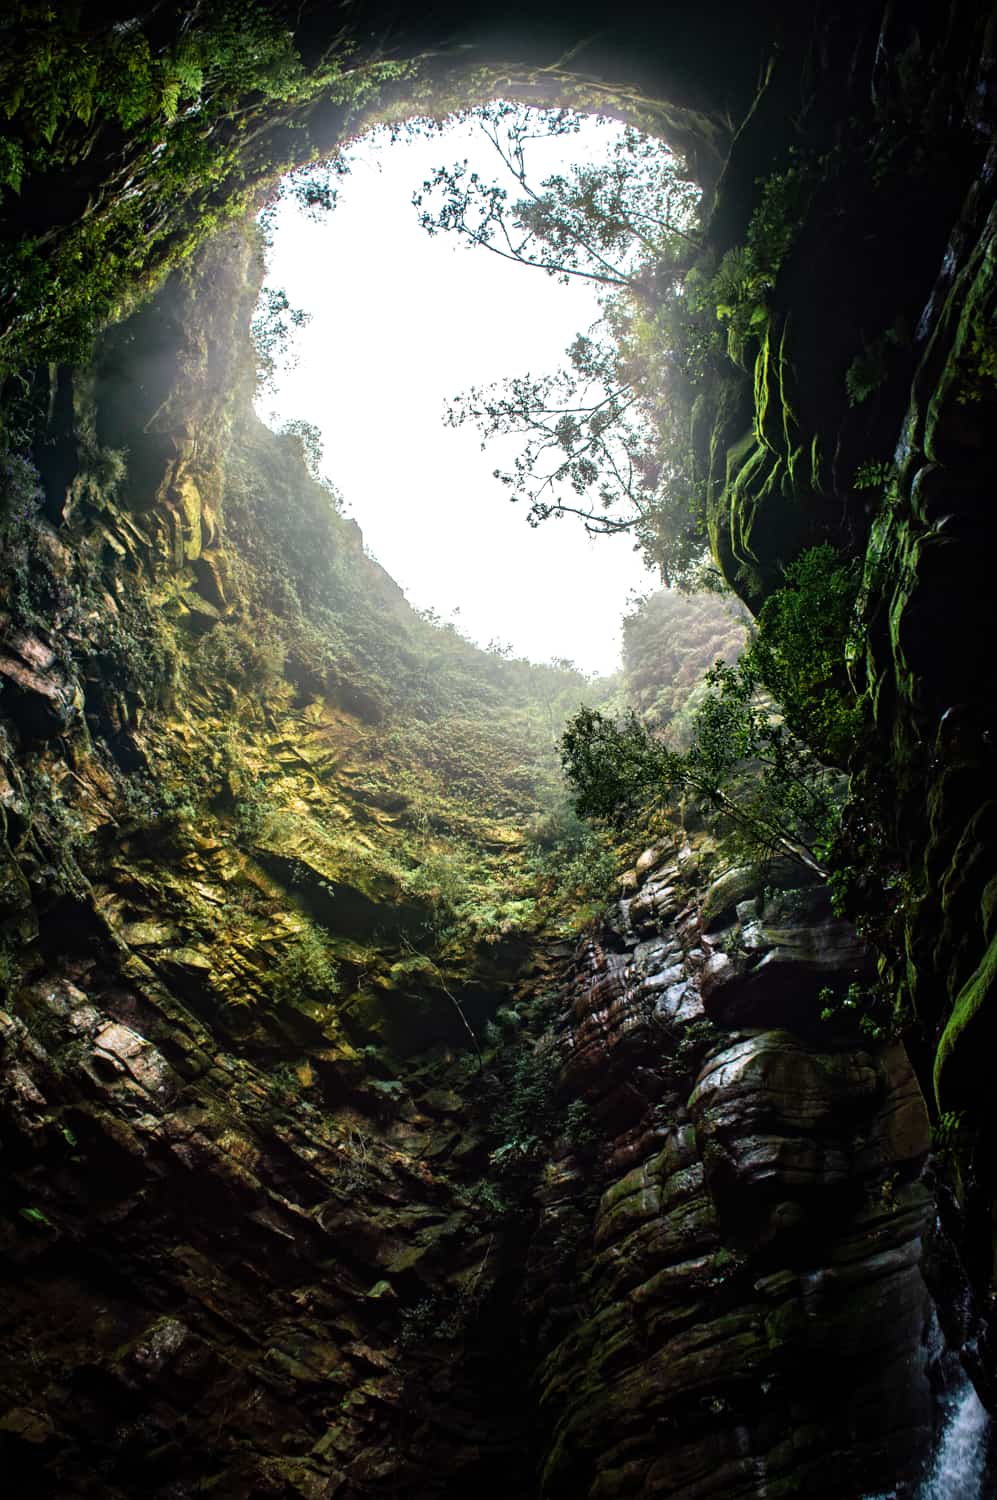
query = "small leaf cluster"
(687, 159, 817, 367)
(270, 923, 340, 1008)
(251, 285, 312, 395)
(818, 981, 893, 1041)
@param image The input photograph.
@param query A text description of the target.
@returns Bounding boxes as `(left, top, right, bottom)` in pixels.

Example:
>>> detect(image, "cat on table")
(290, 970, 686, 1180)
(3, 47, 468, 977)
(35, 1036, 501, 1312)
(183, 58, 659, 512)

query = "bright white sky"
(257, 115, 658, 676)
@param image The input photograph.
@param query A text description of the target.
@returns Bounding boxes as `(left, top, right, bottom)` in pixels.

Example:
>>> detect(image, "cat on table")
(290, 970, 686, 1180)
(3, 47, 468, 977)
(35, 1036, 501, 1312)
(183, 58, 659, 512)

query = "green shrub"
(957, 328, 997, 404)
(562, 545, 863, 877)
(818, 981, 893, 1041)
(487, 1032, 563, 1177)
(271, 923, 340, 1006)
(193, 613, 287, 696)
(398, 1292, 472, 1349)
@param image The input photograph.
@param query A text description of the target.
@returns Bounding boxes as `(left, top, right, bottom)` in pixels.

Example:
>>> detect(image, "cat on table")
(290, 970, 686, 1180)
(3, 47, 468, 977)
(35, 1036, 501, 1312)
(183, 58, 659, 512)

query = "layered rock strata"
(0, 0, 991, 1482)
(0, 828, 937, 1498)
(529, 845, 933, 1499)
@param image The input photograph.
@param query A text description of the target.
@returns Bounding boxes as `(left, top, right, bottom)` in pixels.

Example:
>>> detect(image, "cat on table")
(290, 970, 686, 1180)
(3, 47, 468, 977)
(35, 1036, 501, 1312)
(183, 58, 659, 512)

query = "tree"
(554, 546, 869, 876)
(415, 103, 711, 586)
(621, 587, 749, 742)
(560, 547, 864, 876)
(747, 543, 864, 767)
(414, 103, 699, 289)
(277, 418, 324, 477)
(250, 284, 310, 395)
(258, 158, 348, 241)
(561, 661, 840, 878)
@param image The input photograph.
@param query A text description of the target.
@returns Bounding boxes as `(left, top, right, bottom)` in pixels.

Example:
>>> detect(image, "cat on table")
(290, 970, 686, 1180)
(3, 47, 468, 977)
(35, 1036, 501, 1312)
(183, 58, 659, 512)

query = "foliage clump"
(621, 588, 749, 745)
(481, 1001, 596, 1183)
(0, 2, 409, 376)
(251, 286, 312, 396)
(561, 546, 864, 878)
(485, 1026, 562, 1176)
(270, 923, 340, 1007)
(748, 544, 864, 767)
(415, 102, 711, 586)
(688, 160, 816, 367)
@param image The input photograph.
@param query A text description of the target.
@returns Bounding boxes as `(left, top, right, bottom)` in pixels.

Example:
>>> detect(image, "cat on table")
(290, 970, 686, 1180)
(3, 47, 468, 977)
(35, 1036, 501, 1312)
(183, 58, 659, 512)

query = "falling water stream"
(864, 1362, 991, 1500)
(918, 1370, 990, 1500)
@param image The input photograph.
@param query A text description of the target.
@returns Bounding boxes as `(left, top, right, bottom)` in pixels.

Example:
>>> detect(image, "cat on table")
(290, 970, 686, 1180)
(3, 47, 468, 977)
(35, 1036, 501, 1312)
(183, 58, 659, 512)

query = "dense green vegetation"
(0, 1, 407, 387)
(620, 587, 748, 745)
(0, 63, 909, 1064)
(213, 394, 626, 957)
(562, 545, 863, 879)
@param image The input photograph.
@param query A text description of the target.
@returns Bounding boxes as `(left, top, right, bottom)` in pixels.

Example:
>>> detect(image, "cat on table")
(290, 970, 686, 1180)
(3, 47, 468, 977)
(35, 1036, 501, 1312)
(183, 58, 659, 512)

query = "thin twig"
(400, 935, 483, 1068)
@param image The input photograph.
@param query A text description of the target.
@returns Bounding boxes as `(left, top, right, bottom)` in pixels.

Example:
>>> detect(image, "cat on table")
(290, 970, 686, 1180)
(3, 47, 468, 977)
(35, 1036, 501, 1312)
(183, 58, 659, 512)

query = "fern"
(853, 459, 894, 491)
(0, 139, 24, 194)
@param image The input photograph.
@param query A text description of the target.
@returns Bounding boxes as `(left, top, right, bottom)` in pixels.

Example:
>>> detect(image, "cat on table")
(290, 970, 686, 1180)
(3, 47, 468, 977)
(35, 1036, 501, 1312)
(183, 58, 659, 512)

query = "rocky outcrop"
(529, 844, 933, 1499)
(653, 0, 997, 1354)
(1, 0, 995, 1483)
(0, 213, 951, 1494)
(0, 224, 569, 1497)
(0, 962, 526, 1499)
(0, 618, 80, 742)
(0, 819, 937, 1498)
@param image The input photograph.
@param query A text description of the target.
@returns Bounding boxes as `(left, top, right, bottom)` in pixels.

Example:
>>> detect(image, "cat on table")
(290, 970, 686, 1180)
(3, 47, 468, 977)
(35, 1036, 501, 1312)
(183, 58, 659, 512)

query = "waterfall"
(918, 1370, 990, 1500)
(862, 1364, 990, 1500)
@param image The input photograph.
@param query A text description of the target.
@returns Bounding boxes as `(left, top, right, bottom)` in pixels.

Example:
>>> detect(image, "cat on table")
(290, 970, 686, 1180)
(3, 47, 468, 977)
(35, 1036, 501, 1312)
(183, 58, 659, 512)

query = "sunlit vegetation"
(215, 404, 625, 953)
(562, 546, 865, 880)
(0, 73, 876, 1047)
(620, 588, 749, 745)
(0, 1, 406, 384)
(404, 108, 872, 913)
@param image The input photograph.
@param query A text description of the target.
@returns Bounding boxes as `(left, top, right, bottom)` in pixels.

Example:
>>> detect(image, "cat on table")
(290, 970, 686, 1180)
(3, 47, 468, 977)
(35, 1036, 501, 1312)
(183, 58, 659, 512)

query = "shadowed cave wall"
(1, 0, 997, 1493)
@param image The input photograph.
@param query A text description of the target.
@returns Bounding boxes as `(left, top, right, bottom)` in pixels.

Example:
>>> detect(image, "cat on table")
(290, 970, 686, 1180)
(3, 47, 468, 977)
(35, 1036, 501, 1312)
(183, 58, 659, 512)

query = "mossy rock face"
(856, 189, 997, 1036)
(934, 931, 997, 1114)
(706, 318, 828, 604)
(0, 164, 626, 1500)
(527, 852, 931, 1499)
(689, 0, 997, 1338)
(0, 0, 995, 1492)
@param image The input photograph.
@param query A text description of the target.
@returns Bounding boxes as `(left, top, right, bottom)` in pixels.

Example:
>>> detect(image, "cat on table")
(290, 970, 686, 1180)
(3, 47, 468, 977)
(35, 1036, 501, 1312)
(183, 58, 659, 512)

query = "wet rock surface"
(0, 963, 529, 1498)
(0, 0, 994, 1486)
(0, 831, 934, 1499)
(528, 846, 932, 1499)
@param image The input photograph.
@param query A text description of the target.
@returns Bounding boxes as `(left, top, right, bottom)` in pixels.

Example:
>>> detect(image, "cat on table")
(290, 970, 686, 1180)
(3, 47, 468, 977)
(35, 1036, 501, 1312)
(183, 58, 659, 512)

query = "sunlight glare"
(257, 114, 658, 675)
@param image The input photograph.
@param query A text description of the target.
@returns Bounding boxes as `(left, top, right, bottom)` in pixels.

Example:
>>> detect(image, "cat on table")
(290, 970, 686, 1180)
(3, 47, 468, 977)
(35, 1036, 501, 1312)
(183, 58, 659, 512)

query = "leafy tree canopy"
(415, 103, 712, 587)
(561, 672, 839, 879)
(414, 102, 699, 290)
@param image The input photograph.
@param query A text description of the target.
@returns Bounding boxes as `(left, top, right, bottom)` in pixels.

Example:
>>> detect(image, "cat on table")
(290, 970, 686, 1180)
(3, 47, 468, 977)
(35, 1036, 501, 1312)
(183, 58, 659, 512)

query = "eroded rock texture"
(0, 956, 540, 1498)
(0, 165, 949, 1500)
(1, 0, 994, 1486)
(528, 847, 932, 1498)
(0, 829, 935, 1498)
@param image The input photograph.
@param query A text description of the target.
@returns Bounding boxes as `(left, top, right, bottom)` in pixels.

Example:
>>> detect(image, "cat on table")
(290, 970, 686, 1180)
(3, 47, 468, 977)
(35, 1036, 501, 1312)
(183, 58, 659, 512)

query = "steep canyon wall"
(0, 0, 995, 1491)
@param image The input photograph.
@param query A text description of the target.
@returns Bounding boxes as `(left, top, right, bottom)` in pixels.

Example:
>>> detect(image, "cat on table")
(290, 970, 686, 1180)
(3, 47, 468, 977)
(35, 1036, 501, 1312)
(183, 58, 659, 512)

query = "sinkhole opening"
(250, 102, 710, 678)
